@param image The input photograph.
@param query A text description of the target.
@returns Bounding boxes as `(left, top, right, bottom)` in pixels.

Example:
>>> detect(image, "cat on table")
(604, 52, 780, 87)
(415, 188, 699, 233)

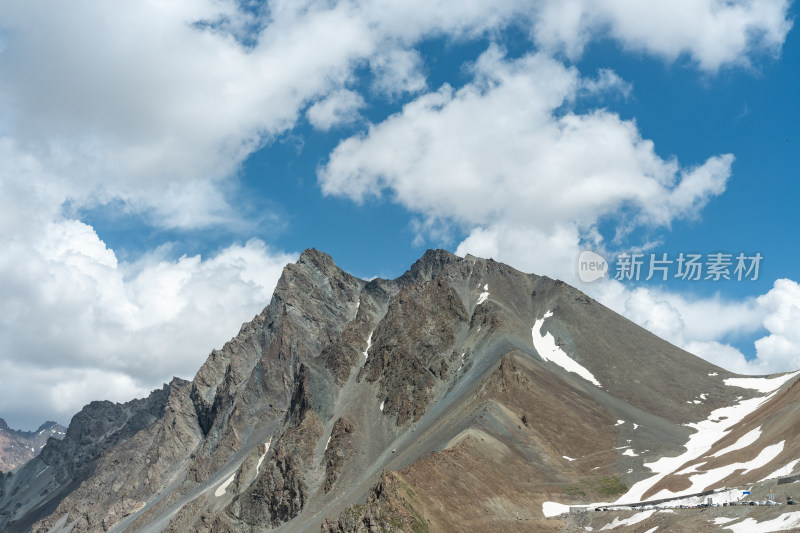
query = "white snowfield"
(476, 284, 490, 305)
(542, 501, 571, 517)
(683, 441, 785, 493)
(214, 472, 236, 498)
(724, 511, 800, 532)
(760, 458, 800, 482)
(711, 427, 762, 458)
(599, 510, 654, 530)
(363, 332, 373, 362)
(724, 371, 800, 393)
(532, 310, 602, 387)
(256, 437, 272, 476)
(613, 369, 798, 503)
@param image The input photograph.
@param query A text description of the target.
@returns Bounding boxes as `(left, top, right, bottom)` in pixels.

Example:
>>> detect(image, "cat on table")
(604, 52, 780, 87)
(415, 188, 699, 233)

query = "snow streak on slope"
(682, 441, 785, 495)
(600, 510, 655, 530)
(532, 310, 601, 387)
(214, 473, 236, 498)
(256, 437, 272, 476)
(725, 511, 800, 532)
(615, 370, 799, 503)
(711, 427, 762, 458)
(724, 373, 800, 393)
(363, 332, 373, 363)
(760, 458, 800, 482)
(476, 284, 489, 306)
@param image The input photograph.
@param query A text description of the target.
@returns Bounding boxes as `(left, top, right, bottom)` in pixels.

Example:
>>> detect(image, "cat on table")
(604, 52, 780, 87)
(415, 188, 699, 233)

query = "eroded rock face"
(322, 417, 356, 493)
(362, 278, 469, 426)
(321, 472, 428, 533)
(1, 383, 175, 533)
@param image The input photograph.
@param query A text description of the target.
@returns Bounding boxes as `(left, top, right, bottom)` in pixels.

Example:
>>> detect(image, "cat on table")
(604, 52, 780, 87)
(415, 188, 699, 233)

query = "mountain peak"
(398, 248, 462, 284)
(3, 250, 799, 533)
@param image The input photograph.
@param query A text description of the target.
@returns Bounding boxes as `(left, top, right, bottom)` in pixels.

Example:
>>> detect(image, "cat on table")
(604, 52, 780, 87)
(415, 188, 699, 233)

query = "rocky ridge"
(0, 419, 67, 473)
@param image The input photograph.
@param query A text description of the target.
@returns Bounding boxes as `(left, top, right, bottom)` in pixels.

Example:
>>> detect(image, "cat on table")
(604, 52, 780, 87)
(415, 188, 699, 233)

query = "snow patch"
(563, 455, 576, 461)
(622, 448, 638, 457)
(215, 472, 236, 497)
(532, 311, 602, 387)
(713, 517, 737, 525)
(363, 331, 373, 362)
(643, 527, 658, 533)
(633, 423, 639, 430)
(724, 370, 800, 393)
(600, 510, 655, 530)
(256, 437, 272, 477)
(613, 372, 796, 503)
(709, 372, 718, 376)
(324, 435, 331, 452)
(724, 511, 800, 532)
(661, 441, 785, 500)
(615, 420, 625, 426)
(380, 400, 385, 412)
(711, 427, 761, 458)
(760, 458, 800, 482)
(542, 501, 571, 517)
(476, 285, 490, 306)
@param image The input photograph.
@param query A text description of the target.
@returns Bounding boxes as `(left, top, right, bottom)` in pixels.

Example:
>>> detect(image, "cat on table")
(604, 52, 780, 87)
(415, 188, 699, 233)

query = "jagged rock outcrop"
(0, 382, 176, 532)
(321, 471, 428, 533)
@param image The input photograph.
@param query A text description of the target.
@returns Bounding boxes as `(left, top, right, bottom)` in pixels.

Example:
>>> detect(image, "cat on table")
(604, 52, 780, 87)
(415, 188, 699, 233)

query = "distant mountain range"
(0, 419, 66, 473)
(1, 250, 799, 532)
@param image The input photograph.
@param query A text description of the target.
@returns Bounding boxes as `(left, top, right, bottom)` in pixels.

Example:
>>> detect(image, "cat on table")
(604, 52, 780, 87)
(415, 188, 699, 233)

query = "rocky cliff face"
(0, 419, 67, 473)
(1, 249, 798, 533)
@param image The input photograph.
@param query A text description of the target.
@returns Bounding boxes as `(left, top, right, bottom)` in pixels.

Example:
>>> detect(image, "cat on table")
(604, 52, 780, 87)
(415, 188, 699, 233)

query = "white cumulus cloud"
(307, 89, 366, 131)
(0, 216, 296, 428)
(319, 47, 733, 234)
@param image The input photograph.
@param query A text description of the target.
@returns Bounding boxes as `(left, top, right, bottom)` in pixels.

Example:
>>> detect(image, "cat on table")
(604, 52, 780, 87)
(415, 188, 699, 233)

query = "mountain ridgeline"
(1, 249, 798, 532)
(0, 420, 67, 473)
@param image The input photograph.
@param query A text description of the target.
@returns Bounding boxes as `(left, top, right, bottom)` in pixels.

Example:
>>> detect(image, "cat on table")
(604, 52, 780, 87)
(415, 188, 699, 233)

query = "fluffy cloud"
(0, 0, 789, 226)
(307, 90, 366, 131)
(0, 218, 296, 428)
(753, 279, 800, 371)
(320, 48, 733, 233)
(595, 279, 800, 375)
(531, 0, 792, 70)
(369, 47, 427, 97)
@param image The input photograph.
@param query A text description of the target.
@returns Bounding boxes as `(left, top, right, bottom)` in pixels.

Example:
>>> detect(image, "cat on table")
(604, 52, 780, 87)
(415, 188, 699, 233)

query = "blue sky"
(0, 0, 798, 429)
